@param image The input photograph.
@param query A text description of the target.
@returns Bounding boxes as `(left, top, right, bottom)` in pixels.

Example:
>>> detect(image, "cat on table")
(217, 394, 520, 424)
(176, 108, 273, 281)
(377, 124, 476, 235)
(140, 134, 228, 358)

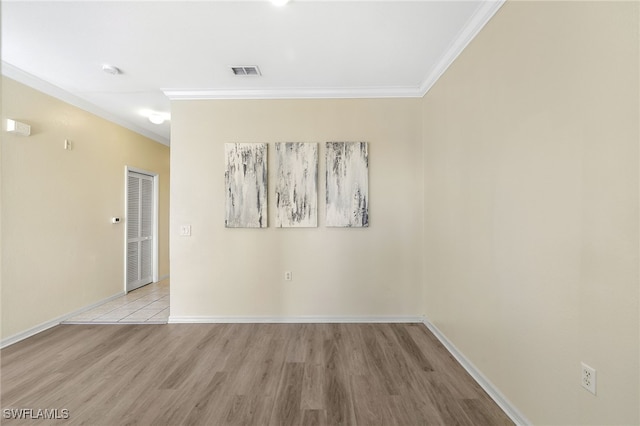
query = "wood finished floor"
(1, 323, 512, 426)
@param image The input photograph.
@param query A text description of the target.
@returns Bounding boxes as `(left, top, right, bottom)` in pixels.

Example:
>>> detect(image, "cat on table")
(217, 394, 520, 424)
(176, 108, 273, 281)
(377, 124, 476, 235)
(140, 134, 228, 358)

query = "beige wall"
(1, 76, 170, 340)
(170, 98, 423, 319)
(422, 1, 639, 424)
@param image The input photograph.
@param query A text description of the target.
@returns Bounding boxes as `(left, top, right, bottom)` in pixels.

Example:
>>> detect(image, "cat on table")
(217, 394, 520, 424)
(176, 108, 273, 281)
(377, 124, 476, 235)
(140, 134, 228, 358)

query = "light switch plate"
(180, 225, 191, 236)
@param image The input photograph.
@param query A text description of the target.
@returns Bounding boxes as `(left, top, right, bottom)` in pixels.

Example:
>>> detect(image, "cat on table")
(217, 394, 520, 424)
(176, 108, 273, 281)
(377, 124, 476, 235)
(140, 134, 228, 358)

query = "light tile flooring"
(63, 279, 169, 324)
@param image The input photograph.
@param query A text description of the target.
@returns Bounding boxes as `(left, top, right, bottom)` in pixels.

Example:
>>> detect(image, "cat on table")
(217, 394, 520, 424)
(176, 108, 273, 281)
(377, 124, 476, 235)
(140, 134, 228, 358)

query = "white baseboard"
(422, 318, 531, 426)
(169, 315, 423, 324)
(1, 292, 126, 349)
(157, 274, 170, 282)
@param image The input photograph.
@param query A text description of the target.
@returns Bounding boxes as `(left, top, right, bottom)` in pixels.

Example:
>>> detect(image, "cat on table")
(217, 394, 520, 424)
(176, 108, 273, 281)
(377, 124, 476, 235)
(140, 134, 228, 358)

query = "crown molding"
(3, 1, 504, 121)
(165, 1, 504, 101)
(163, 85, 423, 101)
(419, 0, 505, 96)
(1, 61, 170, 146)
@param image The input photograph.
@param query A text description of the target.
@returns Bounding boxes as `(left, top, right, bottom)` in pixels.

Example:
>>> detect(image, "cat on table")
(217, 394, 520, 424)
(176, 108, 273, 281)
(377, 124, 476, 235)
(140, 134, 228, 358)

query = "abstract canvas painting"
(275, 143, 318, 227)
(326, 142, 369, 227)
(225, 143, 267, 228)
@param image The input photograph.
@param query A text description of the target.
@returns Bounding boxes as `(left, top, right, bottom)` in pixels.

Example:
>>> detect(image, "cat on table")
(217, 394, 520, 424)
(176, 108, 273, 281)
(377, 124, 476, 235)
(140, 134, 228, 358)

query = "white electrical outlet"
(581, 363, 596, 395)
(284, 271, 292, 281)
(180, 225, 191, 236)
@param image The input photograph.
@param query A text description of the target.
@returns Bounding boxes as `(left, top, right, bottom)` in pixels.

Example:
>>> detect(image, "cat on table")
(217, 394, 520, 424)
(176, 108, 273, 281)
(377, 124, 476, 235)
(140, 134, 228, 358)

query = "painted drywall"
(1, 76, 170, 340)
(422, 1, 639, 424)
(170, 98, 423, 319)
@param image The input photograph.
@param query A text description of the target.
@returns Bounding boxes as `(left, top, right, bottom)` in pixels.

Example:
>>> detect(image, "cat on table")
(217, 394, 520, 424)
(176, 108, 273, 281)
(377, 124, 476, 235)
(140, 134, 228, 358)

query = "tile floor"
(63, 279, 169, 324)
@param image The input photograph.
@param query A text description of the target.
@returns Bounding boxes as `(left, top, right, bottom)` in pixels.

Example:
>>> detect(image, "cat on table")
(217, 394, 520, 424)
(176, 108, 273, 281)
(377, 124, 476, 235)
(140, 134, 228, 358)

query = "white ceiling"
(1, 0, 503, 145)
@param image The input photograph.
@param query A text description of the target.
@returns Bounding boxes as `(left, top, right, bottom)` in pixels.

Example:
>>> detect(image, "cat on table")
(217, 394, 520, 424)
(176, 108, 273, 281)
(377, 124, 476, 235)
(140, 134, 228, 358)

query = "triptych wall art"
(325, 142, 369, 228)
(224, 142, 369, 228)
(275, 142, 318, 228)
(224, 143, 268, 228)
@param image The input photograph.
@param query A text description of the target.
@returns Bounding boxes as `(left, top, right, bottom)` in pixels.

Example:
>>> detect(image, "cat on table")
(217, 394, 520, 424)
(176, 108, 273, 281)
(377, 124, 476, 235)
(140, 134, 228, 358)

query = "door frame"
(124, 166, 159, 293)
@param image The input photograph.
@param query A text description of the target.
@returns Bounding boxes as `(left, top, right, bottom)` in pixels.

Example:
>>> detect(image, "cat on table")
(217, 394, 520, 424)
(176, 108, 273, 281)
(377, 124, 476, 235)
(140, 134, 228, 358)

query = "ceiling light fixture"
(101, 64, 121, 75)
(270, 0, 291, 6)
(148, 113, 166, 125)
(141, 109, 170, 125)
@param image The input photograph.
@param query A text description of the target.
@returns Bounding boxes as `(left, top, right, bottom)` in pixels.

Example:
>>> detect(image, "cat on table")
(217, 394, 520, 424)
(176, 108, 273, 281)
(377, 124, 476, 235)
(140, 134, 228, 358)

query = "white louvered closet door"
(127, 171, 154, 292)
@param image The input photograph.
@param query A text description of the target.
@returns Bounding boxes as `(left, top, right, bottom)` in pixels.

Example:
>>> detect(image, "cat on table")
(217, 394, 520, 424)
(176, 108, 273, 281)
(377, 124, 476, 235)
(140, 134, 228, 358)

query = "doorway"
(125, 167, 158, 293)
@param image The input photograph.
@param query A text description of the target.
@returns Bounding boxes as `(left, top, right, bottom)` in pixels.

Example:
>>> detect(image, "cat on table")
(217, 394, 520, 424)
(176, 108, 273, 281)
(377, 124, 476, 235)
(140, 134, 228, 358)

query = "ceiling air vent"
(230, 65, 261, 76)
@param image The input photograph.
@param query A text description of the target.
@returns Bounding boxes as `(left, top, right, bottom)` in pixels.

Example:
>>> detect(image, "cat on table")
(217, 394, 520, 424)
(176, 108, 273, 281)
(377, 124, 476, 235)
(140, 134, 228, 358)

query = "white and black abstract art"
(325, 142, 369, 227)
(224, 143, 268, 228)
(275, 143, 318, 228)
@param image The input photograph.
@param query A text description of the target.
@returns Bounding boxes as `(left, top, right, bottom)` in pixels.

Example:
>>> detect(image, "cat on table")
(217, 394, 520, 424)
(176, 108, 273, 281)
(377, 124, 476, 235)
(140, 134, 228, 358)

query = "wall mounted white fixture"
(6, 119, 31, 136)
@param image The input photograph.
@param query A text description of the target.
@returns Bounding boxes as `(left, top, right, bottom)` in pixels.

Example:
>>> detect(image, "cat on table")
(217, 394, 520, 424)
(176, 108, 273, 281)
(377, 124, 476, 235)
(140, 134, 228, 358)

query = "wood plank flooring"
(1, 323, 513, 425)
